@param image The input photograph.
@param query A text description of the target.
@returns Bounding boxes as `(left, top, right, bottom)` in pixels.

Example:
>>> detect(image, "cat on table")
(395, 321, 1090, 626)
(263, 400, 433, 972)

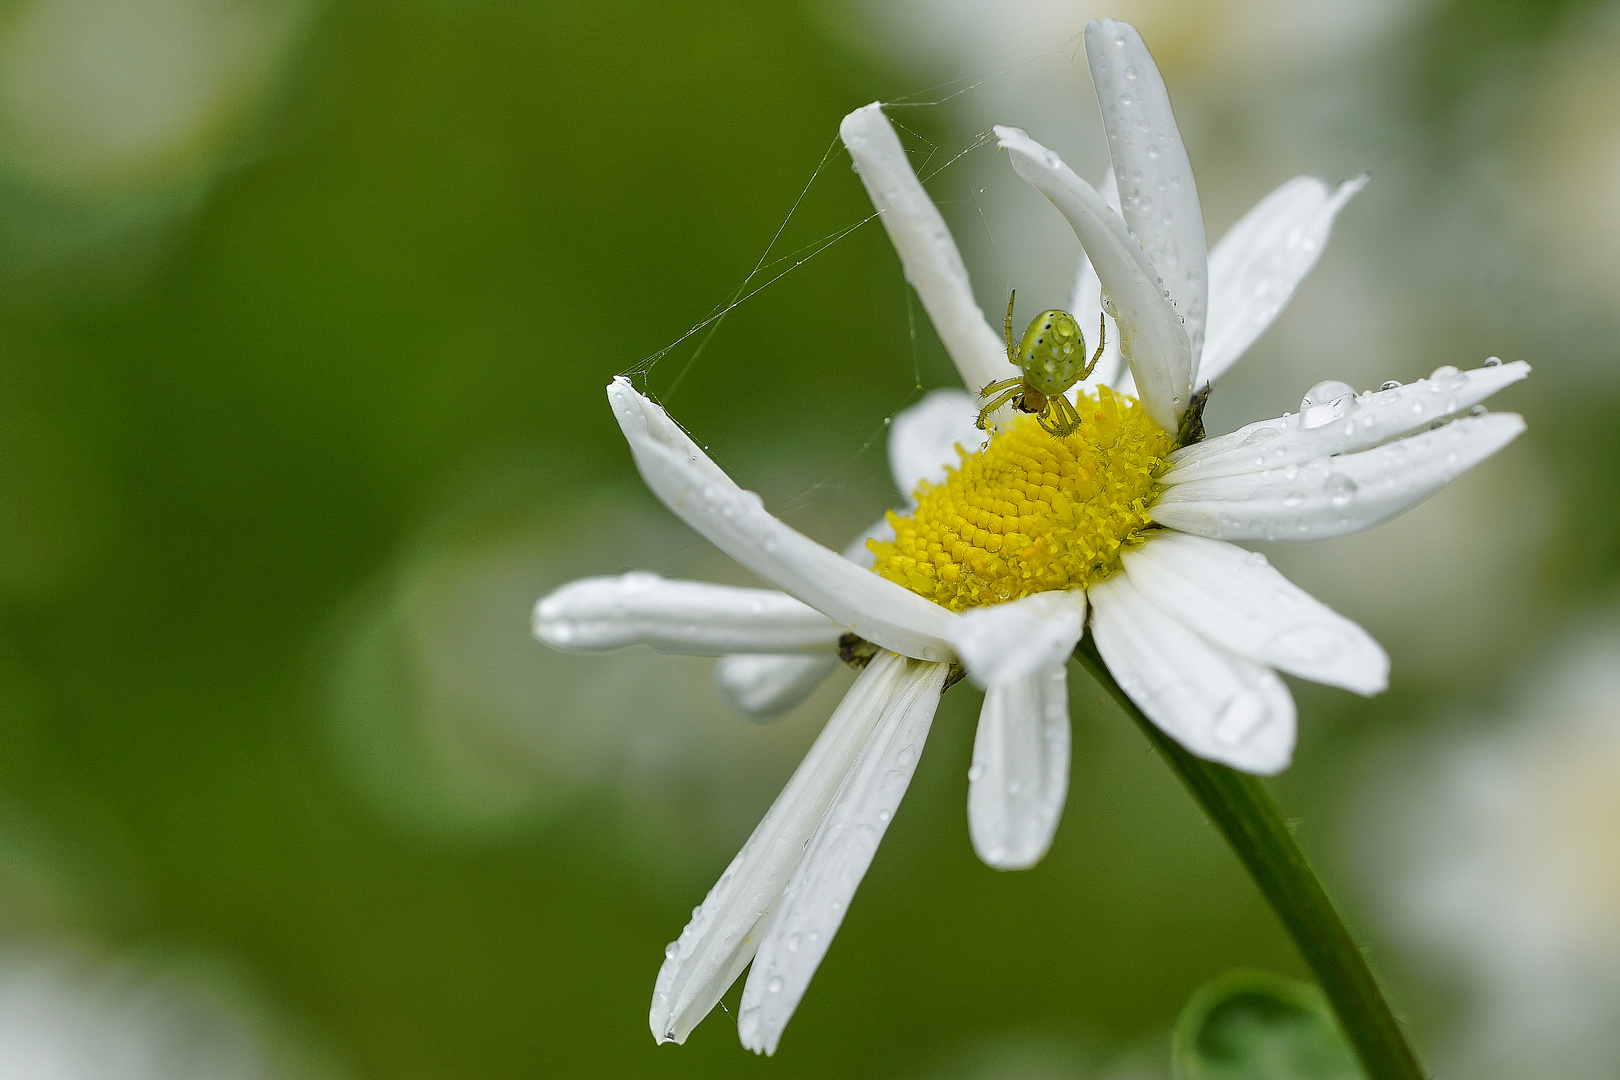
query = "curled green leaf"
(1173, 969, 1363, 1080)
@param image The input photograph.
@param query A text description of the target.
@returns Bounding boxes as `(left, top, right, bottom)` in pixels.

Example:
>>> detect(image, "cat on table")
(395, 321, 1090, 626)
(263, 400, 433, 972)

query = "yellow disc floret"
(869, 385, 1175, 611)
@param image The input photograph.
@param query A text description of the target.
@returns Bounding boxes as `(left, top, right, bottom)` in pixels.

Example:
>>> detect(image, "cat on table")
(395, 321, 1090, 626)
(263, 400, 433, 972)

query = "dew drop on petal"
(967, 764, 985, 782)
(1282, 491, 1306, 507)
(1300, 380, 1357, 428)
(768, 977, 783, 994)
(1325, 473, 1358, 506)
(1214, 691, 1270, 745)
(1380, 380, 1401, 391)
(1242, 426, 1280, 446)
(1428, 364, 1467, 391)
(1484, 356, 1502, 367)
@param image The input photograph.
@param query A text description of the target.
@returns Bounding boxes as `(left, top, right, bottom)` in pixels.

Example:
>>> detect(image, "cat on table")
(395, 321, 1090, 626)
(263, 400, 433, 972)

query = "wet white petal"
(887, 389, 985, 499)
(1200, 175, 1368, 385)
(1086, 19, 1208, 370)
(714, 654, 840, 722)
(737, 658, 949, 1054)
(650, 653, 918, 1044)
(996, 125, 1191, 432)
(1165, 361, 1531, 484)
(841, 104, 1007, 393)
(1151, 411, 1527, 542)
(608, 378, 957, 661)
(944, 590, 1088, 689)
(968, 665, 1071, 870)
(1090, 574, 1296, 775)
(1122, 533, 1387, 695)
(1071, 170, 1127, 394)
(534, 574, 842, 655)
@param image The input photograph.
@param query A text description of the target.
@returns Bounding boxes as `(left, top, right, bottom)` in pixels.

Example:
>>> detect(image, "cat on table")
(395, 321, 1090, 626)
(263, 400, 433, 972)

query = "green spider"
(976, 291, 1107, 436)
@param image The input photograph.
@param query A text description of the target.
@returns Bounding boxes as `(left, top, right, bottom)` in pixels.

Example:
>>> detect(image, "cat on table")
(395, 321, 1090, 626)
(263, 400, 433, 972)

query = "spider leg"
(1036, 396, 1069, 437)
(1004, 290, 1018, 363)
(1053, 393, 1081, 435)
(976, 384, 1026, 430)
(1080, 311, 1107, 379)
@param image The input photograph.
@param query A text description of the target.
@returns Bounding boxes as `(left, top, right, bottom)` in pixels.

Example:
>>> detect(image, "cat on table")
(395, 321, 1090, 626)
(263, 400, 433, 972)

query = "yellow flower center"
(869, 385, 1175, 611)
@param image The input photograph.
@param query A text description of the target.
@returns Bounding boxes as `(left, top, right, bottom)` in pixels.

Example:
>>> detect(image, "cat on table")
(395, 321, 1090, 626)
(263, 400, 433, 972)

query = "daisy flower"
(533, 18, 1528, 1055)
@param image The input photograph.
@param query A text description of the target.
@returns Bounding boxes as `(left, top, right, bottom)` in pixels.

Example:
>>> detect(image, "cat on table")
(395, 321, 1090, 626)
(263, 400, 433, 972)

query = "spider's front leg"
(1079, 312, 1108, 380)
(976, 380, 1026, 430)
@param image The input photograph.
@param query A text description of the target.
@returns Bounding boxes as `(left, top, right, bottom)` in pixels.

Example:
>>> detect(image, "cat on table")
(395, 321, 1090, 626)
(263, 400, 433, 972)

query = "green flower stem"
(1074, 637, 1426, 1080)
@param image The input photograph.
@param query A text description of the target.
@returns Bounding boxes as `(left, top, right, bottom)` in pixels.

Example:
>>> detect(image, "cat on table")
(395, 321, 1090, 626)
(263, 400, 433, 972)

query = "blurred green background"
(0, 0, 1617, 1077)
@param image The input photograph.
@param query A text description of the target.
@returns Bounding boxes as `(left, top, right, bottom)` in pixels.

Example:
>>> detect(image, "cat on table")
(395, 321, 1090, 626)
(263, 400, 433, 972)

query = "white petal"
(715, 654, 840, 722)
(1200, 175, 1367, 386)
(1089, 573, 1295, 775)
(840, 104, 1008, 394)
(836, 516, 892, 571)
(887, 389, 985, 499)
(996, 126, 1191, 432)
(1086, 19, 1208, 370)
(1121, 533, 1387, 695)
(737, 658, 949, 1054)
(650, 653, 919, 1044)
(1151, 411, 1527, 542)
(534, 573, 842, 655)
(968, 666, 1071, 870)
(1069, 169, 1127, 394)
(609, 378, 957, 661)
(1164, 361, 1531, 484)
(943, 590, 1088, 689)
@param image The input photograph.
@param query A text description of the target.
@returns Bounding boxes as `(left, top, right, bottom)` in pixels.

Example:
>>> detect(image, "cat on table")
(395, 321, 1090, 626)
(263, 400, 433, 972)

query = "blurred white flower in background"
(1355, 611, 1620, 1079)
(0, 0, 310, 272)
(1505, 9, 1620, 302)
(0, 949, 339, 1080)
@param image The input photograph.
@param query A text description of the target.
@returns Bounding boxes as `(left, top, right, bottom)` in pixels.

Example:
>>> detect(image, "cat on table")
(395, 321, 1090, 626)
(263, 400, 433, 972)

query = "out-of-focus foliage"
(1172, 970, 1359, 1080)
(0, 0, 1615, 1077)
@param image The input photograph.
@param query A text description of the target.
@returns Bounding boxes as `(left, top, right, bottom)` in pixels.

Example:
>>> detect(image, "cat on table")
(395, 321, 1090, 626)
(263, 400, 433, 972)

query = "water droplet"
(1299, 380, 1357, 428)
(1214, 691, 1269, 745)
(1380, 380, 1402, 391)
(1278, 626, 1339, 662)
(1008, 781, 1023, 795)
(1120, 92, 1133, 106)
(1282, 491, 1306, 507)
(1125, 64, 1138, 80)
(1242, 426, 1280, 446)
(768, 977, 783, 994)
(1428, 364, 1467, 391)
(1430, 419, 1446, 430)
(1469, 404, 1486, 417)
(1325, 473, 1357, 506)
(787, 932, 801, 952)
(664, 942, 679, 959)
(967, 764, 985, 782)
(877, 809, 891, 823)
(1483, 356, 1502, 367)
(1245, 551, 1268, 566)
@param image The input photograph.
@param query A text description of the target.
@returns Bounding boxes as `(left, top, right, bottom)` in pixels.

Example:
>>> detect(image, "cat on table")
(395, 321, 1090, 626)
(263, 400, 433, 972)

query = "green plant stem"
(1075, 637, 1426, 1080)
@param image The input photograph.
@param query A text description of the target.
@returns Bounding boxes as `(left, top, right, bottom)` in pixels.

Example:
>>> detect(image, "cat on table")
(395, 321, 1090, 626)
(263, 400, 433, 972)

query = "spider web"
(616, 31, 1093, 551)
